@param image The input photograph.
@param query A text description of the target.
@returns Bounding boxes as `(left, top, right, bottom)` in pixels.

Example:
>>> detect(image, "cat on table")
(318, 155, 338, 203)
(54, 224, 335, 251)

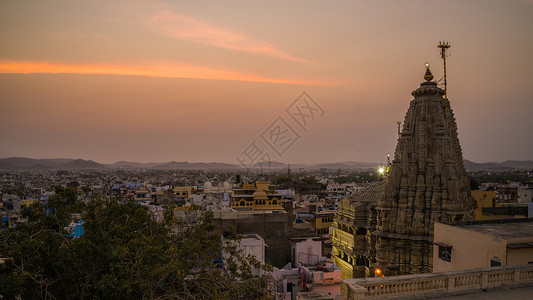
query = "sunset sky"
(1, 0, 532, 165)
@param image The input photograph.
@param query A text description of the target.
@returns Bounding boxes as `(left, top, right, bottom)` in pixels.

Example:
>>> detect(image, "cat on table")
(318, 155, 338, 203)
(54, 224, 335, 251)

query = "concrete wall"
(311, 268, 343, 299)
(311, 285, 338, 299)
(241, 236, 265, 264)
(472, 190, 496, 220)
(434, 221, 533, 272)
(214, 210, 313, 268)
(433, 223, 507, 272)
(507, 248, 533, 266)
(293, 239, 322, 265)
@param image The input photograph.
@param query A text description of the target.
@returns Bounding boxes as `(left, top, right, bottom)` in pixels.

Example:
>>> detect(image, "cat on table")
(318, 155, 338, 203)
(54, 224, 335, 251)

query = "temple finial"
(424, 62, 434, 82)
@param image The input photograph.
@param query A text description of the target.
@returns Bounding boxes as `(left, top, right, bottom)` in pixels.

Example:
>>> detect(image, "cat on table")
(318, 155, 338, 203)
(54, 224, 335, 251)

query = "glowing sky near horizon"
(1, 0, 532, 164)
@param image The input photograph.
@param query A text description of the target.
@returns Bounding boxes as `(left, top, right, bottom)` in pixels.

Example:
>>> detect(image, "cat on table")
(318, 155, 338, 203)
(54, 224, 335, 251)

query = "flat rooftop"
(240, 233, 263, 240)
(453, 218, 533, 239)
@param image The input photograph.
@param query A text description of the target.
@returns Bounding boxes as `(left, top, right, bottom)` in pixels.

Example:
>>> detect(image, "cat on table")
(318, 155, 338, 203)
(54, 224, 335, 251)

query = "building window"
(490, 260, 502, 267)
(490, 257, 502, 267)
(438, 246, 452, 262)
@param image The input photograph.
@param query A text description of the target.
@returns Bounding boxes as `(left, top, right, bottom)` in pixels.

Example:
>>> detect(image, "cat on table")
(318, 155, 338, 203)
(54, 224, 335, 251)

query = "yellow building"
(231, 181, 283, 211)
(314, 211, 335, 235)
(332, 182, 384, 279)
(174, 204, 190, 210)
(173, 186, 194, 199)
(471, 190, 497, 220)
(21, 199, 37, 208)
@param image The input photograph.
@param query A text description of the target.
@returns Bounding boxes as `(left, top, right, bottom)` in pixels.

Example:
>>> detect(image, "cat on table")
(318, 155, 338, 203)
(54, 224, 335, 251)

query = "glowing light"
(375, 268, 382, 275)
(378, 168, 385, 174)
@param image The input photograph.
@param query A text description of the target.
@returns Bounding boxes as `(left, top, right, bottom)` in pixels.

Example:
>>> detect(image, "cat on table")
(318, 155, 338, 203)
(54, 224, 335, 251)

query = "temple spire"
(424, 63, 434, 82)
(374, 50, 475, 275)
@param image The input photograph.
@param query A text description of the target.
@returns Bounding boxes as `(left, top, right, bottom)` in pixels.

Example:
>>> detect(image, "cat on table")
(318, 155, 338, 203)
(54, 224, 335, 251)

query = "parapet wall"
(342, 264, 533, 300)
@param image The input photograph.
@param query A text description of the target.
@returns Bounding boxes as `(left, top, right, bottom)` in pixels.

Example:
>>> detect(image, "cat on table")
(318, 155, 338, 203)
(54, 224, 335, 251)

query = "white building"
(238, 233, 268, 276)
(518, 187, 533, 203)
(290, 237, 323, 266)
(272, 237, 342, 300)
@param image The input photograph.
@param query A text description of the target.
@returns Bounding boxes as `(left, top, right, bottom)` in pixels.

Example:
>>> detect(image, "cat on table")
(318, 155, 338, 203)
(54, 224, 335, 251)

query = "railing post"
(352, 285, 367, 300)
(343, 281, 367, 300)
(481, 271, 489, 289)
(513, 267, 521, 285)
(447, 275, 455, 292)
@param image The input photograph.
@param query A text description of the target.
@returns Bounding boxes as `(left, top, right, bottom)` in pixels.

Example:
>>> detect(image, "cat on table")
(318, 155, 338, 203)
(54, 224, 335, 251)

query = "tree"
(273, 175, 290, 185)
(1, 188, 272, 299)
(470, 179, 480, 191)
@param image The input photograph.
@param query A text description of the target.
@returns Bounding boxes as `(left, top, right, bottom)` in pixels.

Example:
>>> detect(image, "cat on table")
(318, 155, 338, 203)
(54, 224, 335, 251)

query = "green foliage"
(470, 179, 480, 190)
(468, 170, 532, 185)
(333, 172, 380, 184)
(301, 176, 318, 185)
(1, 188, 272, 299)
(273, 175, 290, 185)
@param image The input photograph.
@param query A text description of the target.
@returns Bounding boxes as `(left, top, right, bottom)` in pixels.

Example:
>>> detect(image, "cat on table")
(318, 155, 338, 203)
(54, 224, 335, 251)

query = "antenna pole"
(438, 41, 451, 100)
(438, 41, 453, 148)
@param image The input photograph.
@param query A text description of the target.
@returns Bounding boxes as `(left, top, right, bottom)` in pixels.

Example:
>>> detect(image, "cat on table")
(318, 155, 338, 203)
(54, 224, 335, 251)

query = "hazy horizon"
(1, 156, 530, 167)
(1, 1, 532, 165)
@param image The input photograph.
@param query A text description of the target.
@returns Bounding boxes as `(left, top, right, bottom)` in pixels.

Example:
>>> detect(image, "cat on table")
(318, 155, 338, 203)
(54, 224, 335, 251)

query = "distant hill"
(1, 157, 532, 171)
(59, 159, 105, 169)
(252, 161, 287, 169)
(23, 164, 55, 170)
(151, 161, 239, 170)
(0, 157, 105, 170)
(0, 160, 18, 170)
(107, 161, 162, 168)
(303, 161, 379, 169)
(463, 159, 533, 171)
(0, 157, 72, 168)
(500, 160, 533, 169)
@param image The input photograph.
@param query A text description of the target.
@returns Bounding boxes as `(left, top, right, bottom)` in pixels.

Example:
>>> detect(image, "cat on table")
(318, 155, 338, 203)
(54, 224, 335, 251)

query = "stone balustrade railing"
(342, 264, 533, 300)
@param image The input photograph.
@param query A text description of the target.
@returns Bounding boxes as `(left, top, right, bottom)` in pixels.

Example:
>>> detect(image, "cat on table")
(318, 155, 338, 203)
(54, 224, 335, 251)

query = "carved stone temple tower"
(374, 65, 475, 275)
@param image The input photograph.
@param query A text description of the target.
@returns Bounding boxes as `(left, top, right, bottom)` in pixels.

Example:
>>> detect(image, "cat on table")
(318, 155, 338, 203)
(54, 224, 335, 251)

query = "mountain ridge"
(0, 157, 531, 171)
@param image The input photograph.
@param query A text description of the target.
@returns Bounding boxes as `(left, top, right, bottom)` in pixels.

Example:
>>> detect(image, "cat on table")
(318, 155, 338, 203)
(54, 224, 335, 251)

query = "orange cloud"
(147, 3, 314, 64)
(0, 60, 331, 85)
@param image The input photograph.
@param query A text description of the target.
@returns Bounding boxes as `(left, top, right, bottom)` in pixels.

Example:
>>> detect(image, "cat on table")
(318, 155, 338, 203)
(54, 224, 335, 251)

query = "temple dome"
(253, 190, 268, 200)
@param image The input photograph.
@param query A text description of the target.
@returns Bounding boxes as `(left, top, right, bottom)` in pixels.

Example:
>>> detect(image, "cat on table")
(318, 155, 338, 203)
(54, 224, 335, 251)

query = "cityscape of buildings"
(2, 66, 533, 299)
(1, 1, 532, 298)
